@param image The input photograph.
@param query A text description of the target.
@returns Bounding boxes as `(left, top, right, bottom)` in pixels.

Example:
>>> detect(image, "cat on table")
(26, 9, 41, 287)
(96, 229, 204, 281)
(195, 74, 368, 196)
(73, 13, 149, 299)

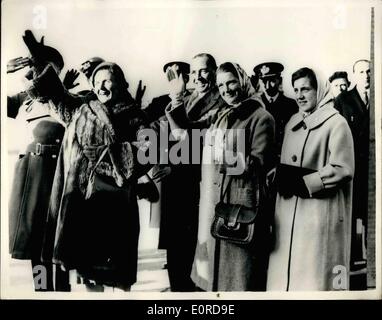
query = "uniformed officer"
(253, 62, 298, 159)
(7, 30, 68, 291)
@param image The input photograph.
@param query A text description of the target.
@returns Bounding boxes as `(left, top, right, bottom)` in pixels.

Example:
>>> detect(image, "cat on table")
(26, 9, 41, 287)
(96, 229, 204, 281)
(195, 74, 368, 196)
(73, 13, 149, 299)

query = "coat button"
(291, 155, 297, 162)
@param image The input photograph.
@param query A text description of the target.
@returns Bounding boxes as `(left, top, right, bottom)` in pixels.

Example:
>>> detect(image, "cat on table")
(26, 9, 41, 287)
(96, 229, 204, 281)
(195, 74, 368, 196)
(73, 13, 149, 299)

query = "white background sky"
(2, 0, 372, 104)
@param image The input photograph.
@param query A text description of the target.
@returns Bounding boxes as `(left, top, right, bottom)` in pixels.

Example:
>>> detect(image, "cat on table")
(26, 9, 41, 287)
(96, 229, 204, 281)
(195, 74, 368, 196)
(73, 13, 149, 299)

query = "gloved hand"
(292, 176, 310, 198)
(151, 165, 171, 182)
(136, 175, 159, 202)
(22, 30, 45, 71)
(135, 80, 146, 107)
(26, 64, 65, 100)
(63, 69, 80, 90)
(83, 145, 107, 162)
(166, 64, 186, 103)
(7, 57, 31, 73)
(276, 165, 310, 198)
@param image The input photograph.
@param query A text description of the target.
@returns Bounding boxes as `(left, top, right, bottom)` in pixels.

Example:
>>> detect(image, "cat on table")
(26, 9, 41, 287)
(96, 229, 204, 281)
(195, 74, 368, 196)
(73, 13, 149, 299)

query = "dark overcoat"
(260, 92, 298, 158)
(8, 94, 64, 260)
(334, 87, 369, 270)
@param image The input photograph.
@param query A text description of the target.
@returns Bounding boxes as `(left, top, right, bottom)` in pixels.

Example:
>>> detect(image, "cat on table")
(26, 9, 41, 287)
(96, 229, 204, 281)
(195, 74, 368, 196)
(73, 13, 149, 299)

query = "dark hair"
(91, 62, 129, 89)
(291, 67, 317, 90)
(328, 71, 350, 84)
(217, 62, 239, 79)
(353, 59, 370, 73)
(193, 53, 217, 71)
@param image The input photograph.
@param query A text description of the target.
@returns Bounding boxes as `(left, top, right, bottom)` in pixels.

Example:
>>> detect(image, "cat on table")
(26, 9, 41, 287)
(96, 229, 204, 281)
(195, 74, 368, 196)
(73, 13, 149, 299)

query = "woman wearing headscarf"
(188, 62, 275, 291)
(33, 61, 150, 291)
(266, 67, 354, 291)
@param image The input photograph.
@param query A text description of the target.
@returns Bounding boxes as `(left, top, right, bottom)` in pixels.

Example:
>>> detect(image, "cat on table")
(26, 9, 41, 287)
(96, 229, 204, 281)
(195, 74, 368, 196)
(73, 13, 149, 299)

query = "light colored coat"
(191, 98, 275, 291)
(266, 105, 354, 291)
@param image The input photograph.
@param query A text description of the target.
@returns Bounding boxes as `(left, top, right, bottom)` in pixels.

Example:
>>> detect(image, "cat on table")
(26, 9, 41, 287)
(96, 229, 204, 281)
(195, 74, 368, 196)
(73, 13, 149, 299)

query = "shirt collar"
(356, 85, 370, 98)
(264, 91, 280, 103)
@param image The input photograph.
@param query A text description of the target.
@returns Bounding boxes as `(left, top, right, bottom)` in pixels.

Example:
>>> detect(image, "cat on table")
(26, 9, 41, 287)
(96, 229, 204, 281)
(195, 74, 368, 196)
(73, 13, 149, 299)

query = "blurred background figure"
(334, 59, 371, 290)
(329, 71, 350, 98)
(76, 56, 105, 97)
(61, 56, 105, 100)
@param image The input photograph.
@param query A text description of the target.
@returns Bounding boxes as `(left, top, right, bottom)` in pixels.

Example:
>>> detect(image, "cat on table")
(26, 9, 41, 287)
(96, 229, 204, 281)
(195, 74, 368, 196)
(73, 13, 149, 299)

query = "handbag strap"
(219, 172, 234, 203)
(90, 146, 109, 174)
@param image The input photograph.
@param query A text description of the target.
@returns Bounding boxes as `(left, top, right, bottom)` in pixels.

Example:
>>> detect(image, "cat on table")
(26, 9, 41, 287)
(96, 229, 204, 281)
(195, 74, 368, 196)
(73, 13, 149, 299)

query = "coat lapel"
(350, 87, 367, 115)
(88, 100, 116, 142)
(186, 87, 221, 120)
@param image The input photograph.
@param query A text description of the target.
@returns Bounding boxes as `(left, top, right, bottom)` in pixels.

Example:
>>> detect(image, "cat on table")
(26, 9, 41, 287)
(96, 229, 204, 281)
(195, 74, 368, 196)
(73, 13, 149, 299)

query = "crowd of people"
(6, 30, 371, 292)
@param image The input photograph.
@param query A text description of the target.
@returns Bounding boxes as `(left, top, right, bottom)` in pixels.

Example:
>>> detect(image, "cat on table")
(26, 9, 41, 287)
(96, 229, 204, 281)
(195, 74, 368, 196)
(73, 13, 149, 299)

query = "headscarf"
(218, 62, 256, 103)
(298, 68, 334, 117)
(316, 72, 334, 109)
(213, 62, 263, 130)
(207, 63, 264, 163)
(291, 68, 335, 131)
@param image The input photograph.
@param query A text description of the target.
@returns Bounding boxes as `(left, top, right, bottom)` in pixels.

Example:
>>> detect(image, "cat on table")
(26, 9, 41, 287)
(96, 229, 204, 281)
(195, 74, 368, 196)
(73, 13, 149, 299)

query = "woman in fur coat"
(38, 62, 150, 291)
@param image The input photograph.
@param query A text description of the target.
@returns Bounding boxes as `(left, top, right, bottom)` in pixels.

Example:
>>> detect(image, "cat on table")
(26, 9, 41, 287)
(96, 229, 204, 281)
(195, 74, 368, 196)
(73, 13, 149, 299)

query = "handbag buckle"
(227, 205, 241, 228)
(35, 143, 42, 155)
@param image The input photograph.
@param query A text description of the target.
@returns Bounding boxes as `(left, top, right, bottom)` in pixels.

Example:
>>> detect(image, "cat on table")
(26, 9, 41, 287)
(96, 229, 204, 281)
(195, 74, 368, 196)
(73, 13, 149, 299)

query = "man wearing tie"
(334, 59, 371, 290)
(253, 62, 298, 159)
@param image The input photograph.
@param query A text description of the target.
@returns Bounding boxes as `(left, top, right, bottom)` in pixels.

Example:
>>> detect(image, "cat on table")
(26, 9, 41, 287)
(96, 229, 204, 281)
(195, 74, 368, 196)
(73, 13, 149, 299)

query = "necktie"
(269, 97, 273, 104)
(364, 91, 369, 108)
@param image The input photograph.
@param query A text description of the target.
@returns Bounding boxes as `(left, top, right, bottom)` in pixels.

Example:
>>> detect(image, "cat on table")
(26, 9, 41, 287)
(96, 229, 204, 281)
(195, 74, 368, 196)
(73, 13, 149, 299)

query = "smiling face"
(330, 78, 349, 97)
(293, 76, 318, 113)
(93, 69, 122, 105)
(191, 56, 215, 94)
(217, 71, 242, 106)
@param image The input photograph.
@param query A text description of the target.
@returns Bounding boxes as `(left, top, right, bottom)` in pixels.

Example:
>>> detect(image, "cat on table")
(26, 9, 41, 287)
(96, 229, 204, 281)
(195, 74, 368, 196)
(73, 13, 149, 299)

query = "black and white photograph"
(1, 0, 381, 300)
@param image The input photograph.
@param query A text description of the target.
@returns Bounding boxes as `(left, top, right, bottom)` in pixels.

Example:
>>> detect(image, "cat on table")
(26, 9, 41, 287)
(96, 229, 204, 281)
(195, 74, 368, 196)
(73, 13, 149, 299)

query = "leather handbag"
(85, 147, 122, 200)
(211, 173, 259, 246)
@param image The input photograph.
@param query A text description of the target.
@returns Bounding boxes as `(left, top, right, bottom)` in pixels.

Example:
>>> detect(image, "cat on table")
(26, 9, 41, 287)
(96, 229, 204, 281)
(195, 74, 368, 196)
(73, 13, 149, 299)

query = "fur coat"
(42, 96, 149, 286)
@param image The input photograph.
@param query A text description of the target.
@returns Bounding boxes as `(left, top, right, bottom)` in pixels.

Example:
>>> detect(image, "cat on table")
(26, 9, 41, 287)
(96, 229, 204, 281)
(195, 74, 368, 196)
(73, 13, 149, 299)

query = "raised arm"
(26, 64, 85, 124)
